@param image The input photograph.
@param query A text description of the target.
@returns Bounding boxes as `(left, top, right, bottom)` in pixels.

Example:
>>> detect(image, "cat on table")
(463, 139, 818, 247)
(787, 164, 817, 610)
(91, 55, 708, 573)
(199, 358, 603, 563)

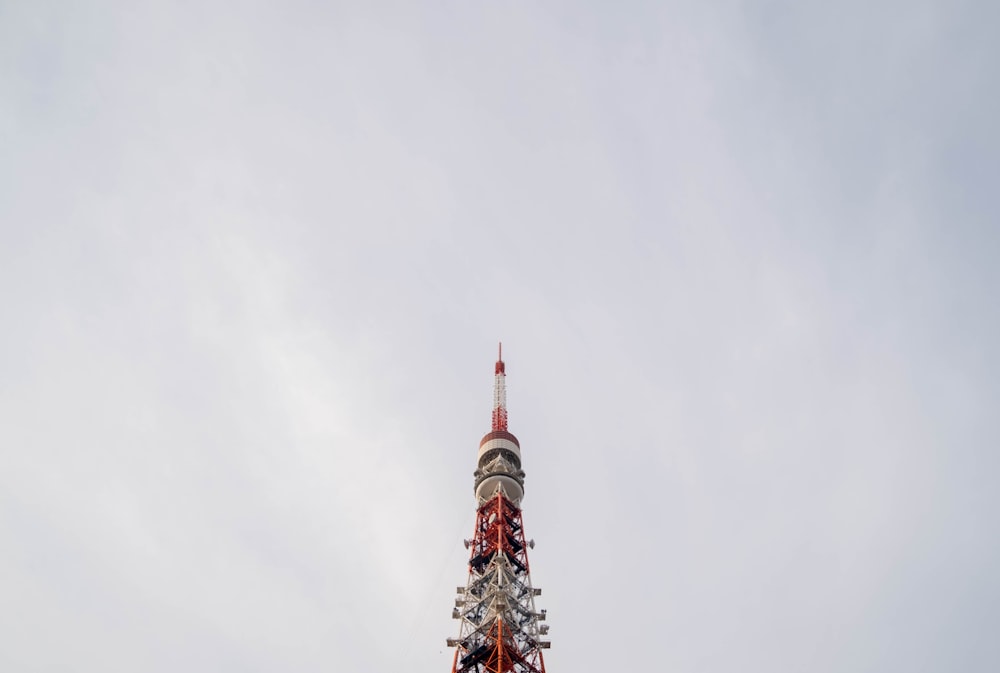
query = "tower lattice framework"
(447, 345, 550, 673)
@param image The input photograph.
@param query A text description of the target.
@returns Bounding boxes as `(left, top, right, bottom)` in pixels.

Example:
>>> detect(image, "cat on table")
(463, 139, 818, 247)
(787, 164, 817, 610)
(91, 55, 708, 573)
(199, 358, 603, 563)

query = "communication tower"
(446, 345, 550, 673)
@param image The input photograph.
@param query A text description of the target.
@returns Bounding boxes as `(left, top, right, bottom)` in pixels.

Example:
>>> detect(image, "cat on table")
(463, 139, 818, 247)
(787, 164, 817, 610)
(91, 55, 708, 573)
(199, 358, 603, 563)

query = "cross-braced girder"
(449, 491, 548, 673)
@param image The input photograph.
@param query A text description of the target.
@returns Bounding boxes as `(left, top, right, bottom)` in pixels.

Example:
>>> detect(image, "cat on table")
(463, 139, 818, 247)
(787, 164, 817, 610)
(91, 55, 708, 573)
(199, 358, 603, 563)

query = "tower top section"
(450, 345, 548, 672)
(478, 343, 524, 503)
(491, 342, 508, 432)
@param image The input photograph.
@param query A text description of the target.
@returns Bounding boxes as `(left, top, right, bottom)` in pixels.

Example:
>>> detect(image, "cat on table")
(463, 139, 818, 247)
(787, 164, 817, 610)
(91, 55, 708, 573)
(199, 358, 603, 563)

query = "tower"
(447, 345, 550, 673)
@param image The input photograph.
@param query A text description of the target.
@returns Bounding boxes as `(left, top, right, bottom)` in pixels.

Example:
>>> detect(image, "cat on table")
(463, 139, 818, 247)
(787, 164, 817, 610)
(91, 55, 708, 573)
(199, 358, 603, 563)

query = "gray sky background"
(1, 1, 998, 671)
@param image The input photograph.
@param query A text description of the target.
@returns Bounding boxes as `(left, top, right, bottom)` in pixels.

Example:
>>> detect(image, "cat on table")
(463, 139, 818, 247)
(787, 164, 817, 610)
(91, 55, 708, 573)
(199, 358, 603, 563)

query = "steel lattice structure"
(447, 345, 550, 673)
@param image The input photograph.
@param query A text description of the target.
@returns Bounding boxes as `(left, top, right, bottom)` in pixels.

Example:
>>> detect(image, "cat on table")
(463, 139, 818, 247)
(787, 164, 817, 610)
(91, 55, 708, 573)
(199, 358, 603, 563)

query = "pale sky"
(1, 1, 998, 671)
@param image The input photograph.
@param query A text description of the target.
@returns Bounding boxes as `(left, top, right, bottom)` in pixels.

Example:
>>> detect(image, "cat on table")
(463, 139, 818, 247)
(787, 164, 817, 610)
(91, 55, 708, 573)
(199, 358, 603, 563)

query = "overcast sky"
(2, 1, 998, 671)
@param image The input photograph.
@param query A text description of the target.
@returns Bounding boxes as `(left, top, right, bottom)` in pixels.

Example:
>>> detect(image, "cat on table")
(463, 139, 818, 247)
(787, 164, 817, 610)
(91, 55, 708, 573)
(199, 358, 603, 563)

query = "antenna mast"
(492, 342, 508, 431)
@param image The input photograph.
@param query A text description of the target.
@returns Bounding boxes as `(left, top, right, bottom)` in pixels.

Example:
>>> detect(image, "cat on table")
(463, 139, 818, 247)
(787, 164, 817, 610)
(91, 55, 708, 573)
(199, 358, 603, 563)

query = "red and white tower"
(447, 345, 550, 673)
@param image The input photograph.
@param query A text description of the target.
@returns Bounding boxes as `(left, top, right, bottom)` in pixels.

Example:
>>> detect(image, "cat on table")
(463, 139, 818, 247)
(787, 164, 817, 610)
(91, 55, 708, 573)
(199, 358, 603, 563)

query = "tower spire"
(492, 341, 508, 431)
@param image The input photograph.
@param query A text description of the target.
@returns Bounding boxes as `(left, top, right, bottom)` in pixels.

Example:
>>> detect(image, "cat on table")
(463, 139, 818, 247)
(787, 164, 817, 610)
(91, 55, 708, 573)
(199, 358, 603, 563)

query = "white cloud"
(1, 1, 997, 671)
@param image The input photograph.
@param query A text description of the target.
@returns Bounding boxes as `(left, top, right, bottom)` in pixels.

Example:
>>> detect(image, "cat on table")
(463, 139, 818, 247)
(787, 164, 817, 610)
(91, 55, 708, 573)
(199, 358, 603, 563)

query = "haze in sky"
(1, 1, 997, 671)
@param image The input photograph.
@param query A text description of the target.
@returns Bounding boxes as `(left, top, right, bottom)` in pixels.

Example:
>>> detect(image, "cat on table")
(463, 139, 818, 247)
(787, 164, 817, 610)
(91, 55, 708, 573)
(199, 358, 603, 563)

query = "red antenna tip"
(495, 341, 505, 375)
